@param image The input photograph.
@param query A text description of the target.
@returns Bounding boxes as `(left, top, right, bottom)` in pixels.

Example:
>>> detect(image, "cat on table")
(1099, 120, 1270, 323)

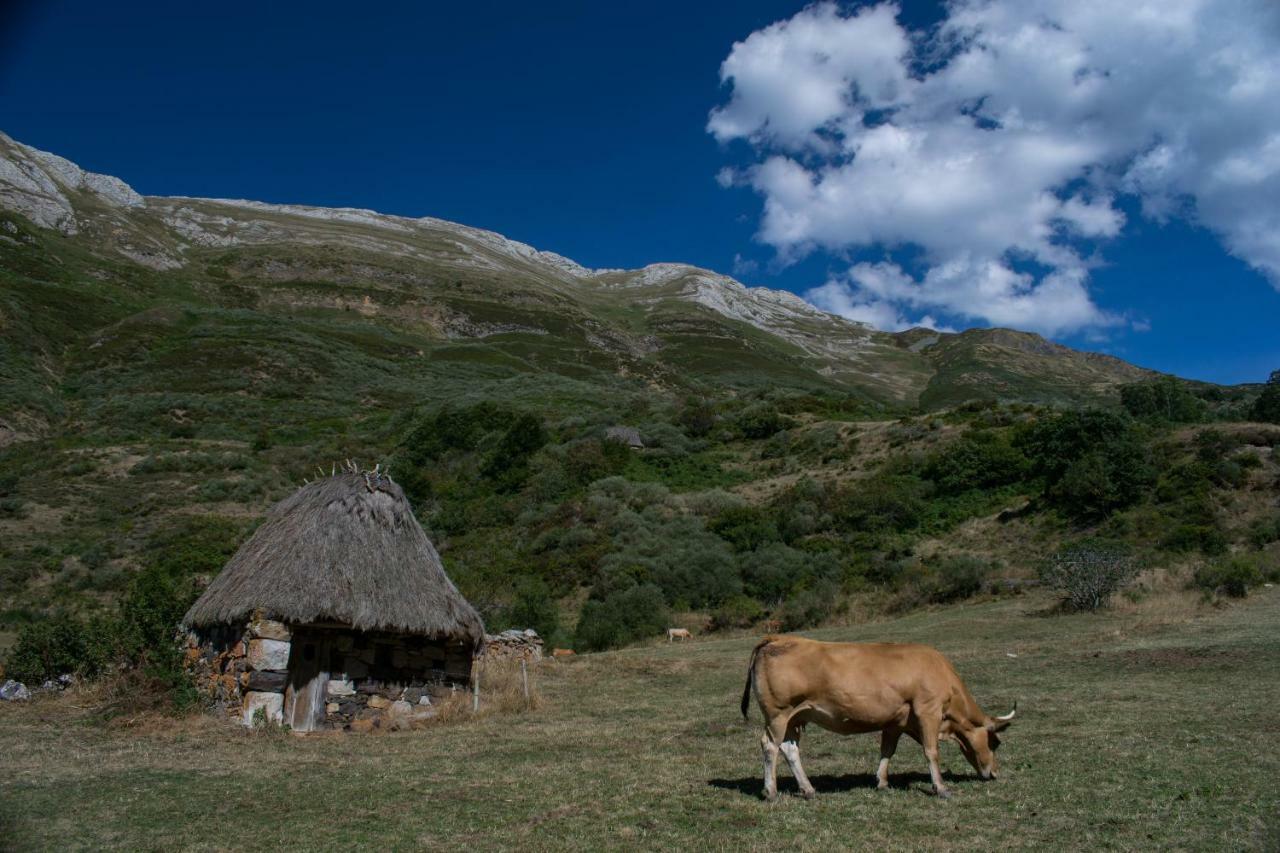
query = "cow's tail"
(740, 637, 774, 720)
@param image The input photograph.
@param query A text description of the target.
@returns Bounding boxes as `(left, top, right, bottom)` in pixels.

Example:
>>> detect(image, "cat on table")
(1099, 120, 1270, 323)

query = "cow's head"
(953, 703, 1015, 780)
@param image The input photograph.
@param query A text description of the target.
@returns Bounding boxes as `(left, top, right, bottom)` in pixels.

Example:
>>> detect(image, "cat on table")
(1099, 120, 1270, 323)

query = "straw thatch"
(183, 470, 484, 645)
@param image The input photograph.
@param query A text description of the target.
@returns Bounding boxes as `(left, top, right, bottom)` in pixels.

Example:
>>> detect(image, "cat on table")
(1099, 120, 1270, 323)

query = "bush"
(923, 431, 1029, 495)
(499, 577, 561, 643)
(776, 581, 839, 631)
(1120, 378, 1206, 422)
(1193, 556, 1262, 598)
(920, 556, 989, 604)
(4, 613, 116, 683)
(736, 403, 792, 440)
(710, 595, 764, 630)
(834, 475, 927, 533)
(1246, 515, 1280, 549)
(709, 505, 780, 552)
(574, 584, 669, 651)
(1250, 369, 1280, 424)
(1040, 545, 1138, 611)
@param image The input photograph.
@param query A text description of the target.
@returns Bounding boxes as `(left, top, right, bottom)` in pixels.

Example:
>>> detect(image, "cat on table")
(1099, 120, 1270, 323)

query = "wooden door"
(283, 632, 331, 733)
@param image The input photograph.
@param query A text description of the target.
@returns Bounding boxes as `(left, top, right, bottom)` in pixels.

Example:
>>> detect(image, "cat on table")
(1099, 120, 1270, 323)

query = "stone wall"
(482, 628, 544, 662)
(184, 618, 475, 732)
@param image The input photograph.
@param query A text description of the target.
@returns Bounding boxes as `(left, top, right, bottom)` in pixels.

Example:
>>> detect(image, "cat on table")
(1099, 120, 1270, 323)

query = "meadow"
(3, 588, 1277, 851)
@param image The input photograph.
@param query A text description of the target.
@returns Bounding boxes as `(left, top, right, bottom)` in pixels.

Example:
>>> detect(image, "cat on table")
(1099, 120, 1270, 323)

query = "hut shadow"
(708, 771, 972, 799)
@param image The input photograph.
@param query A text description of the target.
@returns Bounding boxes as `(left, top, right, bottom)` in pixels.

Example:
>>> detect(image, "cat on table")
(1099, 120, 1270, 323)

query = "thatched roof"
(183, 470, 485, 644)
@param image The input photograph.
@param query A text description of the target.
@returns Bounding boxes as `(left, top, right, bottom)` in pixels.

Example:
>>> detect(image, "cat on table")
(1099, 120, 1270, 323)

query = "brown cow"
(741, 635, 1015, 800)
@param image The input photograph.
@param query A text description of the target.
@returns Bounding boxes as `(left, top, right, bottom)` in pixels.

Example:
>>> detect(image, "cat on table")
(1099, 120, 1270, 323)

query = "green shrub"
(498, 577, 561, 644)
(1250, 369, 1280, 424)
(834, 475, 927, 533)
(1040, 545, 1138, 611)
(776, 581, 839, 631)
(1246, 516, 1280, 549)
(736, 403, 792, 440)
(574, 584, 669, 651)
(710, 595, 764, 630)
(1162, 523, 1229, 556)
(1120, 377, 1206, 422)
(920, 556, 989, 603)
(1193, 556, 1262, 598)
(4, 613, 116, 683)
(709, 506, 780, 552)
(923, 431, 1029, 495)
(0, 496, 26, 519)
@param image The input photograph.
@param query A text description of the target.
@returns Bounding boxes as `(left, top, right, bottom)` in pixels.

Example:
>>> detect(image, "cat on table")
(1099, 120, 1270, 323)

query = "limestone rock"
(326, 678, 355, 697)
(0, 680, 30, 701)
(325, 702, 339, 714)
(246, 639, 290, 671)
(242, 691, 283, 726)
(389, 700, 413, 717)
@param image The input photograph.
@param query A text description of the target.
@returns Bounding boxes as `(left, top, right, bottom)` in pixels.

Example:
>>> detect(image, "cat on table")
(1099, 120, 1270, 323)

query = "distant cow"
(741, 635, 1015, 800)
(667, 628, 692, 642)
(551, 648, 576, 658)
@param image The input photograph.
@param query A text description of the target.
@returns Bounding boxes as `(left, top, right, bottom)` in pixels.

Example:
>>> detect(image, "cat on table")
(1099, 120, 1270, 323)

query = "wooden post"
(472, 661, 480, 713)
(521, 658, 529, 707)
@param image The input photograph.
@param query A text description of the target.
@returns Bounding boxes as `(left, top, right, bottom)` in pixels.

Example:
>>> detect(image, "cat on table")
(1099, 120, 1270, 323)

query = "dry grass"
(3, 589, 1279, 851)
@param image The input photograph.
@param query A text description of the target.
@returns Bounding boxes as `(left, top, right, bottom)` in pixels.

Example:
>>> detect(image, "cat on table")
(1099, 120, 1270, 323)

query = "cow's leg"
(779, 722, 817, 800)
(918, 716, 951, 799)
(876, 728, 902, 790)
(760, 730, 780, 802)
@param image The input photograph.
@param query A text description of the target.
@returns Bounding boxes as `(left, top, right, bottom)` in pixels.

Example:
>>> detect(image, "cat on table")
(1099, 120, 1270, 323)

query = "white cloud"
(710, 0, 1280, 334)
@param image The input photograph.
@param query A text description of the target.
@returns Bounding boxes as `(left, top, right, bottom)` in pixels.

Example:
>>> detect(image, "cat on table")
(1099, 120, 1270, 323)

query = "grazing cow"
(668, 628, 692, 642)
(741, 635, 1015, 800)
(551, 648, 576, 658)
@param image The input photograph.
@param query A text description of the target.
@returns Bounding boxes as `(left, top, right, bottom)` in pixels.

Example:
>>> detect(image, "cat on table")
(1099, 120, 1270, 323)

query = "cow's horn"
(995, 701, 1017, 722)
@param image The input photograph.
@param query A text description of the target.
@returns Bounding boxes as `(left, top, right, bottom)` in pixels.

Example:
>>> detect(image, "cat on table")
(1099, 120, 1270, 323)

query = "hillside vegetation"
(1, 132, 1277, 674)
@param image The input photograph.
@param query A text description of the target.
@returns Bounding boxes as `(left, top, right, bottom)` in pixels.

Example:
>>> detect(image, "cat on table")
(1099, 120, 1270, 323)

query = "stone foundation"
(184, 617, 474, 732)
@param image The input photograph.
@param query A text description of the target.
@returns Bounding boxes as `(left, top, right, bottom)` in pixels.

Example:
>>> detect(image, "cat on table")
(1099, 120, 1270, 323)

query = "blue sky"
(1, 0, 1277, 384)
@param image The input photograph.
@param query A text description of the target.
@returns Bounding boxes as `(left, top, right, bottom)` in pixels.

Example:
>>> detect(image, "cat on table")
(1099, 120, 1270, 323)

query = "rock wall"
(184, 618, 474, 732)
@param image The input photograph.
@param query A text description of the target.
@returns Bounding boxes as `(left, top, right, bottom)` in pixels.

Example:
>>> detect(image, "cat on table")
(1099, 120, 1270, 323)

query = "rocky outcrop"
(0, 132, 144, 235)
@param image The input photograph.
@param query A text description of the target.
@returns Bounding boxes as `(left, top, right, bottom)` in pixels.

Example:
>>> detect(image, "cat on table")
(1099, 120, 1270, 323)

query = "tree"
(1251, 370, 1280, 424)
(1119, 377, 1206, 422)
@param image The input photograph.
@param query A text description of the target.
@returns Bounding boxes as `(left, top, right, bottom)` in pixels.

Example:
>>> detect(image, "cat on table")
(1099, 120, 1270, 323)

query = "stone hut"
(181, 468, 485, 732)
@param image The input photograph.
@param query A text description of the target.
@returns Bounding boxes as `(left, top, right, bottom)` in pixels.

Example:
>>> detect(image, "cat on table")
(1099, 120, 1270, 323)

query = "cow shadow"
(708, 771, 972, 799)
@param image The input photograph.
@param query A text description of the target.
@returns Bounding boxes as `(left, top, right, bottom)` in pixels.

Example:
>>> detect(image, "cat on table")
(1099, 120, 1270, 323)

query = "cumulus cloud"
(710, 0, 1280, 334)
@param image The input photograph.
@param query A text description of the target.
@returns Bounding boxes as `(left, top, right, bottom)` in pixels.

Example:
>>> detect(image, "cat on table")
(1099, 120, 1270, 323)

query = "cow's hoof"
(800, 789, 817, 801)
(935, 788, 953, 800)
(876, 782, 890, 792)
(763, 791, 779, 803)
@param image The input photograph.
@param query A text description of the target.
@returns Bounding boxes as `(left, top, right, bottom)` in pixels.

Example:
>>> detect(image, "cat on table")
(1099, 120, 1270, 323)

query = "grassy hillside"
(3, 588, 1278, 850)
(1, 133, 1275, 664)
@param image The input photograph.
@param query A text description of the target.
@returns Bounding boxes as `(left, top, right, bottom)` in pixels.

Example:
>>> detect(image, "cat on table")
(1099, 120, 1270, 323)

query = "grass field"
(3, 589, 1278, 851)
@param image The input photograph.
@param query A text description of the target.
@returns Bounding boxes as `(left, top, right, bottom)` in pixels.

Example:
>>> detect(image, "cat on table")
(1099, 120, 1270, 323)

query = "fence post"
(473, 660, 480, 713)
(521, 658, 530, 707)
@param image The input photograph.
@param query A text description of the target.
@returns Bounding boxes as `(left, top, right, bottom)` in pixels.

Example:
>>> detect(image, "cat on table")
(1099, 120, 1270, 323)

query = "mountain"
(0, 131, 1162, 450)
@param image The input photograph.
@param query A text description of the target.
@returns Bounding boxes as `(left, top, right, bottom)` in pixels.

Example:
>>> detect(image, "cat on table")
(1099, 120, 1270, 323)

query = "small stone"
(367, 695, 390, 709)
(326, 702, 339, 714)
(246, 639, 290, 671)
(0, 680, 30, 701)
(326, 679, 355, 697)
(350, 717, 376, 734)
(389, 700, 413, 717)
(418, 695, 432, 706)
